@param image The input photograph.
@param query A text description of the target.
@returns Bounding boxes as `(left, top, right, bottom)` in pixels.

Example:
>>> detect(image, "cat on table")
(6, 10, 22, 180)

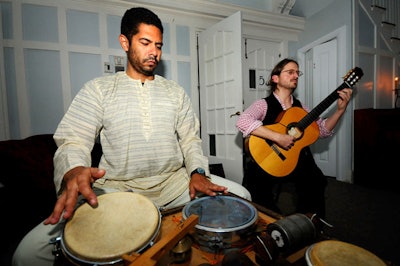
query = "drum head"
(305, 240, 386, 266)
(182, 195, 258, 232)
(62, 192, 160, 264)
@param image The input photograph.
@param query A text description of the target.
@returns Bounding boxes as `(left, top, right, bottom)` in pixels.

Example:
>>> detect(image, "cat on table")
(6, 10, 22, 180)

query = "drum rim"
(60, 192, 162, 265)
(305, 240, 386, 266)
(182, 195, 258, 233)
(304, 242, 315, 266)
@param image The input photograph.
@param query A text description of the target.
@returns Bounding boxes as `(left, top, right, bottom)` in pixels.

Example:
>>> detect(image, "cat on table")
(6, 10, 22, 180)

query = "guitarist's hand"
(325, 88, 353, 131)
(275, 133, 296, 150)
(337, 88, 352, 112)
(251, 125, 296, 150)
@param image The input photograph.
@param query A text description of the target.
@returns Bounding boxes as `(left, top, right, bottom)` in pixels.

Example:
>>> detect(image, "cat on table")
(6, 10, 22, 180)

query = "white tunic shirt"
(53, 72, 208, 206)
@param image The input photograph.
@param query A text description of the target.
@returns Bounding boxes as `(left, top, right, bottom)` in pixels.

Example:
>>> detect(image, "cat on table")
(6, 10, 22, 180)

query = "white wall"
(0, 0, 304, 140)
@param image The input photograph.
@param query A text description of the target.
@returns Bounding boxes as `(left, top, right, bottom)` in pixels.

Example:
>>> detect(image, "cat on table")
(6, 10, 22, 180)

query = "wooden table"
(123, 197, 308, 266)
(156, 209, 305, 266)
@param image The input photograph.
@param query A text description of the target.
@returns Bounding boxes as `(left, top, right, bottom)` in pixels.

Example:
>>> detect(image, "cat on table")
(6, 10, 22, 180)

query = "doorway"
(198, 12, 286, 184)
(198, 11, 244, 184)
(297, 26, 352, 182)
(307, 38, 338, 178)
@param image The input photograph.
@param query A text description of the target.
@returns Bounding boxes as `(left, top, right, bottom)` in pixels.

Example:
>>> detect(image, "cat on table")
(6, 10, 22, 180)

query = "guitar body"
(248, 107, 320, 177)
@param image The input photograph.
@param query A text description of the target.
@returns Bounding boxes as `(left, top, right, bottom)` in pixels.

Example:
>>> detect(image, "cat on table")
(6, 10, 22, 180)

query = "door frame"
(198, 11, 244, 184)
(296, 25, 353, 183)
(309, 39, 338, 178)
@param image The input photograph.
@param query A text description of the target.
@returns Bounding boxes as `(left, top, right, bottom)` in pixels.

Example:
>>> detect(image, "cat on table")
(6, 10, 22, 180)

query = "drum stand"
(122, 214, 198, 266)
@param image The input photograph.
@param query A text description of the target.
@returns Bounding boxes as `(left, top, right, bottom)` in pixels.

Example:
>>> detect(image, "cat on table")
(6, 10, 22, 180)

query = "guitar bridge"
(270, 143, 286, 161)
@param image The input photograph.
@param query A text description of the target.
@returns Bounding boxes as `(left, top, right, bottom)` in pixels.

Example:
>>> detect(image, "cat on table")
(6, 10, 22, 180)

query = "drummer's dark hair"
(120, 7, 163, 44)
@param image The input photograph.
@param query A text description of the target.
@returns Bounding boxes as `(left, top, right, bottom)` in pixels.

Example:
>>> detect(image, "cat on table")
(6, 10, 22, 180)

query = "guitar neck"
(297, 82, 349, 131)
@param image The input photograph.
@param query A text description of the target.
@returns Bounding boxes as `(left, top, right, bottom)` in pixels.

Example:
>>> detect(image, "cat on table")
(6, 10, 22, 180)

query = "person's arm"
(53, 80, 104, 193)
(45, 79, 105, 225)
(175, 88, 208, 176)
(323, 88, 353, 131)
(236, 99, 295, 150)
(315, 88, 353, 138)
(175, 86, 228, 198)
(235, 99, 266, 138)
(302, 88, 352, 138)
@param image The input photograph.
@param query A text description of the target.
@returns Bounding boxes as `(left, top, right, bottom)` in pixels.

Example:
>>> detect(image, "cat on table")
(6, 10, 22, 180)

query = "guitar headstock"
(343, 67, 364, 87)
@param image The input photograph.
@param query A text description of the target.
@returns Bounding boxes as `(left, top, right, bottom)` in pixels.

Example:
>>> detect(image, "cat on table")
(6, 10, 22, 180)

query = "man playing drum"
(13, 7, 250, 266)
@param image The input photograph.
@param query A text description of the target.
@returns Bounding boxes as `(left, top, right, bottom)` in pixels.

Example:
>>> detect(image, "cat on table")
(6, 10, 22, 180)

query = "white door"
(198, 11, 243, 184)
(242, 39, 283, 110)
(241, 38, 284, 175)
(308, 39, 338, 177)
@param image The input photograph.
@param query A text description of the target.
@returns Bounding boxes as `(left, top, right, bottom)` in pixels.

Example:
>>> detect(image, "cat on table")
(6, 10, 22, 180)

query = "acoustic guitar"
(247, 67, 364, 177)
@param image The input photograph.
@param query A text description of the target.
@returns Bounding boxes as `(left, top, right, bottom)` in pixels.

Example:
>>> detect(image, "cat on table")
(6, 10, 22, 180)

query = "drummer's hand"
(189, 174, 228, 199)
(44, 166, 105, 225)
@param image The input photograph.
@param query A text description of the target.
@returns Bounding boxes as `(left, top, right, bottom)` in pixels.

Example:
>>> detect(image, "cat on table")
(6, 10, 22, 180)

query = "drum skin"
(61, 192, 161, 265)
(182, 195, 258, 253)
(305, 240, 386, 266)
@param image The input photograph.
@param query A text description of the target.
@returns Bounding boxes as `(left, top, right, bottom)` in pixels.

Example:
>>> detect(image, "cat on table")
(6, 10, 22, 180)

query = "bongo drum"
(305, 240, 386, 266)
(60, 192, 161, 265)
(182, 195, 258, 253)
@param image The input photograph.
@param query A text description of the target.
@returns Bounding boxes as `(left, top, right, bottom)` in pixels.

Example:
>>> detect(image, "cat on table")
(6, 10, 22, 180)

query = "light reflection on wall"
(362, 81, 374, 91)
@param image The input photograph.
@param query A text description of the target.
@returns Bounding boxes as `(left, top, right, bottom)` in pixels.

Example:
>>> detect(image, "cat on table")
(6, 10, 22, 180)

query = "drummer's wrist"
(190, 168, 206, 178)
(190, 168, 211, 180)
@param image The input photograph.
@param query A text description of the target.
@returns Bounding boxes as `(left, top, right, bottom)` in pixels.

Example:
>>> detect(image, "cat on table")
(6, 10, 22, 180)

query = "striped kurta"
(53, 72, 208, 206)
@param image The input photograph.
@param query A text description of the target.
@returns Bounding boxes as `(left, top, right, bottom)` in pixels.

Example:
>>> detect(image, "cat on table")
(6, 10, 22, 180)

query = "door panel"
(242, 38, 283, 177)
(243, 39, 283, 110)
(310, 39, 338, 177)
(198, 11, 243, 184)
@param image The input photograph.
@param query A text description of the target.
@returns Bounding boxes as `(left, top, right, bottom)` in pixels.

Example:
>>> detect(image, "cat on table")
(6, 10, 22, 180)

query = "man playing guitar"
(236, 58, 354, 218)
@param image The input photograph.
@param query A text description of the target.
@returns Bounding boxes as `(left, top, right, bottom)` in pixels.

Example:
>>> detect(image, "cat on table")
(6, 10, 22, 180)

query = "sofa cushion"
(0, 134, 59, 263)
(0, 134, 104, 265)
(0, 134, 57, 191)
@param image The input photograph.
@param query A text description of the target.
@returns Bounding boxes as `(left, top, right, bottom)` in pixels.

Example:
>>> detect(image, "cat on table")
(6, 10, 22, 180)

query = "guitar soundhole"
(287, 123, 303, 140)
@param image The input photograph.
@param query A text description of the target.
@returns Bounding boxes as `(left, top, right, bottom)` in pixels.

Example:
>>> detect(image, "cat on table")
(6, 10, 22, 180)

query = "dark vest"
(262, 94, 302, 125)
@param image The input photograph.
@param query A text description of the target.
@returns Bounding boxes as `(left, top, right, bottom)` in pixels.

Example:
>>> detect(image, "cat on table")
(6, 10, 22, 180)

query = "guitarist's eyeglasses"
(281, 69, 303, 77)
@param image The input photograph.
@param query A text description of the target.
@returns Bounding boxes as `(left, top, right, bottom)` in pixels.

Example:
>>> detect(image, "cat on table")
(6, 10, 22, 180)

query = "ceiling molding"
(88, 0, 305, 32)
